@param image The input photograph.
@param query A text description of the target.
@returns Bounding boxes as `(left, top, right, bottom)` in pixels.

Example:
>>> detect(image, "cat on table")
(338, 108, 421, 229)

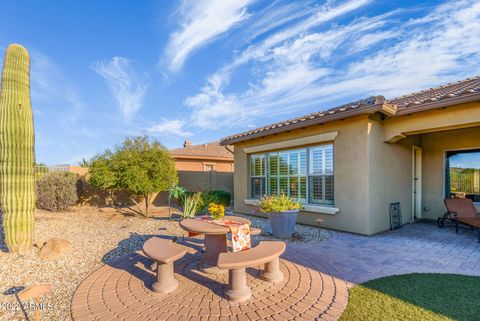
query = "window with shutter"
(249, 144, 333, 205)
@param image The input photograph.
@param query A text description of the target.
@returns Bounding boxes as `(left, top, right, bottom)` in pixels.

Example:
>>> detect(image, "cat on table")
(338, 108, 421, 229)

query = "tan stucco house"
(170, 141, 234, 172)
(221, 76, 480, 235)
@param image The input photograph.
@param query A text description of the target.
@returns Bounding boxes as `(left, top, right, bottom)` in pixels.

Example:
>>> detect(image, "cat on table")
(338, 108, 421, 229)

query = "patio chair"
(438, 198, 480, 243)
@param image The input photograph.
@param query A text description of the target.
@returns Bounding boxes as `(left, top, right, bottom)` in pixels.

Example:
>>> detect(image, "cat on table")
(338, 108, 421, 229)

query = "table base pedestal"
(198, 262, 227, 275)
(202, 234, 228, 275)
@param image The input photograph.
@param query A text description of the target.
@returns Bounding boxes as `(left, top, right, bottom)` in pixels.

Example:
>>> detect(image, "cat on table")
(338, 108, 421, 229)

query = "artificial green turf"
(339, 273, 480, 321)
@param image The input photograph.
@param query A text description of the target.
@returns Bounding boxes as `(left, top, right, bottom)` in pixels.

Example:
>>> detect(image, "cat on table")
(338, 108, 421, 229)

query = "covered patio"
(383, 111, 480, 225)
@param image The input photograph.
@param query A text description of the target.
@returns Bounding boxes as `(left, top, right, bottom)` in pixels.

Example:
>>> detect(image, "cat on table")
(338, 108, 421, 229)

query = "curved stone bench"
(143, 237, 186, 294)
(217, 241, 286, 302)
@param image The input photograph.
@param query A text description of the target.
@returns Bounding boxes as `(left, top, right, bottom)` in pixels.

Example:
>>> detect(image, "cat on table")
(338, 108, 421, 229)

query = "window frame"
(445, 148, 480, 203)
(250, 154, 266, 199)
(266, 149, 308, 202)
(249, 143, 334, 205)
(308, 145, 334, 205)
(203, 162, 216, 172)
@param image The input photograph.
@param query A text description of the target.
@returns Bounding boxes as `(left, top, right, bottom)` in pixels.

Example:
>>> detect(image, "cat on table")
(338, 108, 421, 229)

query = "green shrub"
(88, 136, 178, 217)
(179, 191, 205, 214)
(36, 172, 79, 212)
(179, 190, 231, 214)
(197, 192, 221, 214)
(183, 192, 203, 219)
(207, 190, 231, 207)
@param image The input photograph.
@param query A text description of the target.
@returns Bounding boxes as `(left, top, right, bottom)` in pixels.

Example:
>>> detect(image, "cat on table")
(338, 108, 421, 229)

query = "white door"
(412, 147, 422, 220)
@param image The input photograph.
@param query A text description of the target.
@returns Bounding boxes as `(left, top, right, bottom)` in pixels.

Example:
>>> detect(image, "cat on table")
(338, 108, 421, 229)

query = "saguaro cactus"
(0, 44, 35, 252)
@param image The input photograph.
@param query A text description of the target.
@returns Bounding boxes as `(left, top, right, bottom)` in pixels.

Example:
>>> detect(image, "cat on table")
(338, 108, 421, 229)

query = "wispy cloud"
(30, 51, 88, 125)
(165, 0, 255, 71)
(92, 57, 149, 120)
(21, 49, 101, 164)
(184, 0, 376, 128)
(349, 30, 400, 53)
(147, 119, 192, 138)
(182, 0, 480, 130)
(238, 1, 319, 42)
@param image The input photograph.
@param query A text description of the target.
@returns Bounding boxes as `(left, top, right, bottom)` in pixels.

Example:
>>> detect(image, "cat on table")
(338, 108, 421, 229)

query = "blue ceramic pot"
(267, 210, 299, 239)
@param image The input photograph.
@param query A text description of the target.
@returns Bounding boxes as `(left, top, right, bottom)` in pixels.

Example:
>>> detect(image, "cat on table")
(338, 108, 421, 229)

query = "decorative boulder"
(38, 238, 72, 260)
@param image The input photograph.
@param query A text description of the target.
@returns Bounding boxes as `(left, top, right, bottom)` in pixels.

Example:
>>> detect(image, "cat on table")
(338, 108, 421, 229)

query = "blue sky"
(0, 0, 479, 165)
(451, 151, 480, 169)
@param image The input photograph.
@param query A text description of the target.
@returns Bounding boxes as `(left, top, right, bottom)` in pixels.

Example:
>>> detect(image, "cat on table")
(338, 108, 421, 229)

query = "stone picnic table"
(179, 215, 251, 274)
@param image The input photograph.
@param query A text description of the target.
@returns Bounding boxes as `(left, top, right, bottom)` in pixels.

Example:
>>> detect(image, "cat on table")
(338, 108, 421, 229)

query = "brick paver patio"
(71, 221, 480, 320)
(71, 241, 348, 321)
(289, 221, 480, 285)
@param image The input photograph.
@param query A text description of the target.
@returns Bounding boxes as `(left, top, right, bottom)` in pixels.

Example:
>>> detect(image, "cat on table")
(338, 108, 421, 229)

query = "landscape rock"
(38, 238, 72, 260)
(99, 207, 115, 213)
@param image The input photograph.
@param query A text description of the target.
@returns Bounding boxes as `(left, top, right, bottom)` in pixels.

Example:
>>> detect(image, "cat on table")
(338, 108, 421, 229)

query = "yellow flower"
(208, 202, 225, 220)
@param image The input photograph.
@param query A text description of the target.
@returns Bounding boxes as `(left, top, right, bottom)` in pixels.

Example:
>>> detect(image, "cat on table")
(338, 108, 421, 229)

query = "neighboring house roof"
(170, 141, 234, 161)
(221, 75, 480, 145)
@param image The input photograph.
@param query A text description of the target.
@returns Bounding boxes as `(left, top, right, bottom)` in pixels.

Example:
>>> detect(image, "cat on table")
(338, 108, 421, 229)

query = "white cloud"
(182, 0, 480, 130)
(184, 1, 382, 128)
(166, 0, 255, 71)
(349, 30, 400, 53)
(29, 51, 88, 125)
(239, 1, 319, 42)
(147, 119, 192, 138)
(186, 77, 253, 129)
(341, 0, 480, 97)
(92, 57, 149, 120)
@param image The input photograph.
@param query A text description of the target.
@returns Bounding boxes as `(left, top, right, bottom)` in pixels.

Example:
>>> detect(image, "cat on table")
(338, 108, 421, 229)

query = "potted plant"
(259, 193, 301, 239)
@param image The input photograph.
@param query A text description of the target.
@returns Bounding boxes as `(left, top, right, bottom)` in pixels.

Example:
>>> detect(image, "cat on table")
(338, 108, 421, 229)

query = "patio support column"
(225, 268, 251, 302)
(261, 257, 284, 283)
(152, 262, 179, 294)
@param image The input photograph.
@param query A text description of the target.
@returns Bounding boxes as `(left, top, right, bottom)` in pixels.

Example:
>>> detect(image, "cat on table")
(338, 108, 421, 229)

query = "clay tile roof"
(221, 75, 480, 145)
(170, 141, 233, 160)
(221, 96, 384, 144)
(391, 75, 480, 109)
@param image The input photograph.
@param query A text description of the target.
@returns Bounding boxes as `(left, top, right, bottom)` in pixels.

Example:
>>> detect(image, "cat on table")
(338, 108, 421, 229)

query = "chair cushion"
(143, 237, 186, 264)
(458, 217, 480, 228)
(445, 198, 479, 219)
(217, 241, 285, 269)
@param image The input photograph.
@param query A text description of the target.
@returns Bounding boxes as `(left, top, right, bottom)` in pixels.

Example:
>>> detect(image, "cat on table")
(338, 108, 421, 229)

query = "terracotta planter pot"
(267, 210, 299, 239)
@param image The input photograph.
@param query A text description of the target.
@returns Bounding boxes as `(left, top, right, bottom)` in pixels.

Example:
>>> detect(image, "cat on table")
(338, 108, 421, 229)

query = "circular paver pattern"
(71, 243, 348, 321)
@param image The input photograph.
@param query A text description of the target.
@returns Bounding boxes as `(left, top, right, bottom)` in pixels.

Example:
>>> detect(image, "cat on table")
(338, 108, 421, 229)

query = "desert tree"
(88, 136, 177, 216)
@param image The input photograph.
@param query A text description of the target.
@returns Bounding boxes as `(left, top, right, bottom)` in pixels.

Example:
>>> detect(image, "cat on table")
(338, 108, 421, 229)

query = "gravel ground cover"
(0, 207, 331, 321)
(232, 211, 332, 243)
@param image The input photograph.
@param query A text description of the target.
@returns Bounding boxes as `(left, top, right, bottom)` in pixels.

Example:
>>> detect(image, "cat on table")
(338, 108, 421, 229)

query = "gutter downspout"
(223, 144, 235, 207)
(224, 145, 234, 154)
